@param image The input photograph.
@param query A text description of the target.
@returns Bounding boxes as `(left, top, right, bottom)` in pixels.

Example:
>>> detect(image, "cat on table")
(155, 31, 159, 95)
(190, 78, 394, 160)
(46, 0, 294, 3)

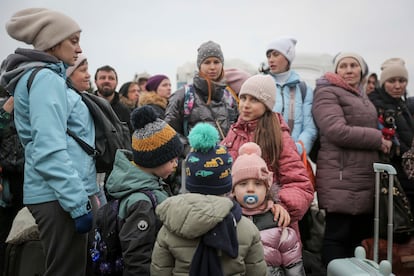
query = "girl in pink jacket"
(221, 74, 313, 239)
(232, 142, 305, 276)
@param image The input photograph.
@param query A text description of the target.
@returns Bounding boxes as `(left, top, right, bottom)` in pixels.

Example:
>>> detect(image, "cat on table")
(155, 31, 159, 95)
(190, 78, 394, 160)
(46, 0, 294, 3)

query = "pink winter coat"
(221, 113, 314, 238)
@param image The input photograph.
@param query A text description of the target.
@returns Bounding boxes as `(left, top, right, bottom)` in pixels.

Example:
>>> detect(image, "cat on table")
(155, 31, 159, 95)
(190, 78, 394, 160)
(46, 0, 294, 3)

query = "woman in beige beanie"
(0, 8, 97, 276)
(368, 58, 414, 217)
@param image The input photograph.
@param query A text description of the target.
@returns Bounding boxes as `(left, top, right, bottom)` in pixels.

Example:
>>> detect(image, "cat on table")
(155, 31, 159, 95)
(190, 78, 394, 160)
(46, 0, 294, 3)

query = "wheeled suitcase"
(327, 163, 395, 276)
(3, 240, 46, 276)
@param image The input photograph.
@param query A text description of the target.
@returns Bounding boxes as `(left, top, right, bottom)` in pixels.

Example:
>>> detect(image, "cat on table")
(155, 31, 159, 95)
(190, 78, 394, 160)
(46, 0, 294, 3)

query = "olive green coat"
(150, 194, 267, 276)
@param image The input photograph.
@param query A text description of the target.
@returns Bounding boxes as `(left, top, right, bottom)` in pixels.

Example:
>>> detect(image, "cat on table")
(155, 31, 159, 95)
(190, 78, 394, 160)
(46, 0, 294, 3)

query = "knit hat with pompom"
(185, 123, 233, 195)
(130, 106, 183, 168)
(231, 142, 273, 189)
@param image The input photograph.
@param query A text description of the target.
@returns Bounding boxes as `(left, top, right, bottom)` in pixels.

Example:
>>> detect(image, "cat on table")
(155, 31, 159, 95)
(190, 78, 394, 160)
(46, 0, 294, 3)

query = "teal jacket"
(3, 49, 97, 219)
(270, 70, 317, 155)
(106, 150, 171, 275)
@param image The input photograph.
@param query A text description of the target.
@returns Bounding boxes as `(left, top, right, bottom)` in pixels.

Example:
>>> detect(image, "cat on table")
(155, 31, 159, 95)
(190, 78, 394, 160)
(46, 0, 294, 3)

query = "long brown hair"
(198, 70, 224, 105)
(254, 110, 283, 172)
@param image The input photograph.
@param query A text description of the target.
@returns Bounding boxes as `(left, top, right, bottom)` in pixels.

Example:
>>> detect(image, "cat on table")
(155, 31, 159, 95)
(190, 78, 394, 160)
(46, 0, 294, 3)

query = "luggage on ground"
(327, 163, 395, 276)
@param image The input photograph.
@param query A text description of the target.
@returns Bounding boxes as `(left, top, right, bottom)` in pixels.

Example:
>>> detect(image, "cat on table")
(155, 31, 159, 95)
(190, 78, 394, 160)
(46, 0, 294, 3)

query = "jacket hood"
(315, 72, 361, 95)
(119, 94, 138, 110)
(0, 48, 61, 95)
(155, 193, 234, 239)
(106, 150, 166, 199)
(138, 91, 168, 109)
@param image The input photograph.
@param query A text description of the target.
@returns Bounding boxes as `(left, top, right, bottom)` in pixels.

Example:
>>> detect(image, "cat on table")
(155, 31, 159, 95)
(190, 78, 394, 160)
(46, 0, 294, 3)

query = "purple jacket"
(312, 73, 382, 214)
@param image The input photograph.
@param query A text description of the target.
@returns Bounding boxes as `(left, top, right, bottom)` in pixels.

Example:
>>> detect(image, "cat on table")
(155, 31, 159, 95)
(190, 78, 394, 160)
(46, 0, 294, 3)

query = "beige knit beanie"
(239, 74, 276, 111)
(380, 58, 408, 86)
(6, 8, 81, 51)
(334, 52, 368, 78)
(66, 53, 87, 77)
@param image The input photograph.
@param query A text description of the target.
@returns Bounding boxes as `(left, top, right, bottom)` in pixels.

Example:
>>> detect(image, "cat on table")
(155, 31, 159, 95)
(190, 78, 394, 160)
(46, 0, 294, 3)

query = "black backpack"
(90, 190, 158, 275)
(27, 66, 131, 172)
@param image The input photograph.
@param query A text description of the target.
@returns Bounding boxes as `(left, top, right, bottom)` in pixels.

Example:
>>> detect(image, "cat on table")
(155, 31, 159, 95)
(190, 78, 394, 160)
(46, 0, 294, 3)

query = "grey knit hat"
(239, 75, 276, 111)
(196, 40, 224, 69)
(6, 8, 81, 51)
(380, 58, 409, 86)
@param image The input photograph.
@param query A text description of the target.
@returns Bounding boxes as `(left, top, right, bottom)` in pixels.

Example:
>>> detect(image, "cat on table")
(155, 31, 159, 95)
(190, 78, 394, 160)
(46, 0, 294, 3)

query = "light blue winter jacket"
(12, 62, 97, 219)
(270, 70, 317, 154)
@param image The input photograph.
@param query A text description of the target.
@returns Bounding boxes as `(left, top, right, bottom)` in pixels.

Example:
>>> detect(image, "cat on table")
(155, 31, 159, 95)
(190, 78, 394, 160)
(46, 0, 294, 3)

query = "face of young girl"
(238, 94, 267, 121)
(233, 178, 267, 209)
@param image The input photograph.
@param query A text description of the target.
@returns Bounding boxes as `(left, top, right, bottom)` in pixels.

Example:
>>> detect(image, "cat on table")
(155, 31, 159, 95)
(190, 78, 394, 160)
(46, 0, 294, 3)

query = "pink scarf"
(241, 199, 274, 216)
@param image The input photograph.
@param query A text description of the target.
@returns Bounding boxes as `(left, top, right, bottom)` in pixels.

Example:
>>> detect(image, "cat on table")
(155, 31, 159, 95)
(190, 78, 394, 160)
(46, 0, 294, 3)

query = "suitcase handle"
(373, 163, 397, 175)
(373, 162, 394, 267)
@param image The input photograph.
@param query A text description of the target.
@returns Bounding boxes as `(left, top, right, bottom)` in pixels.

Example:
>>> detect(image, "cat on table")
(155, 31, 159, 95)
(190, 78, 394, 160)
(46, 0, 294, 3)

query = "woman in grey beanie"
(0, 8, 97, 276)
(164, 40, 239, 193)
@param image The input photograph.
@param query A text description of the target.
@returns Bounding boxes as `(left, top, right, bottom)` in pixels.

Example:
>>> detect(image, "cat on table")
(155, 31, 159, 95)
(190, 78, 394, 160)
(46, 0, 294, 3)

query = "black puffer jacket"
(369, 88, 414, 197)
(164, 74, 238, 145)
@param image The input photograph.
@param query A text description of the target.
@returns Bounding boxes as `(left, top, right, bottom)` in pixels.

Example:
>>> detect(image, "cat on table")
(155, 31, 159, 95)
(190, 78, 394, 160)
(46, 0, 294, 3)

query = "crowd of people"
(0, 7, 413, 276)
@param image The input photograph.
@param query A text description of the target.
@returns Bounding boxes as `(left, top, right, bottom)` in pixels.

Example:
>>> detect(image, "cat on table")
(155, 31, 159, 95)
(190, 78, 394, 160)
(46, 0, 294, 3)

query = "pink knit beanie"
(231, 142, 273, 189)
(239, 74, 276, 110)
(224, 68, 251, 95)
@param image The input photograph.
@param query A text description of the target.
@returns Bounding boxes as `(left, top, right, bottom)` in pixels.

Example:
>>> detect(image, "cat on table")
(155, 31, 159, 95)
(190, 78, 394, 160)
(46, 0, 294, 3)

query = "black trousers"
(322, 212, 373, 266)
(28, 201, 88, 276)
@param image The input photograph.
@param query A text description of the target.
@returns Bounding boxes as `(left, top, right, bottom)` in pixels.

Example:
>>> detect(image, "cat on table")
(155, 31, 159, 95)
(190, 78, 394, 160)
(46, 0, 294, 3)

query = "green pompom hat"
(185, 123, 233, 195)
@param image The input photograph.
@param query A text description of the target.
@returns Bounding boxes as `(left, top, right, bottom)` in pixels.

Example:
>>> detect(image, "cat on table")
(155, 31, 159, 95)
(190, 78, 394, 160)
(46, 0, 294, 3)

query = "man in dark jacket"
(94, 65, 132, 133)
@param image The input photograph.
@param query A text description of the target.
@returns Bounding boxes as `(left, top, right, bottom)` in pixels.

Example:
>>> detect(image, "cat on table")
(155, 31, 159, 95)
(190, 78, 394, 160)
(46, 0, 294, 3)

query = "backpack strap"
(67, 128, 99, 157)
(183, 84, 195, 137)
(288, 86, 296, 131)
(140, 190, 158, 209)
(298, 81, 307, 102)
(26, 66, 49, 92)
(224, 86, 240, 105)
(288, 81, 307, 131)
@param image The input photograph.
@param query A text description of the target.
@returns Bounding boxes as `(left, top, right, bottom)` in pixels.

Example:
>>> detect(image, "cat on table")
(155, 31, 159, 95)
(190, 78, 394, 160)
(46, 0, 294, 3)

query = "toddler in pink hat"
(232, 142, 305, 276)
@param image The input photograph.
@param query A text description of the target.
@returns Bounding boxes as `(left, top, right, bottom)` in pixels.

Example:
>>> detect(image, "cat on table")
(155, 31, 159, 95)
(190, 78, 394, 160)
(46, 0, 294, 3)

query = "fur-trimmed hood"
(139, 91, 168, 110)
(119, 94, 138, 111)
